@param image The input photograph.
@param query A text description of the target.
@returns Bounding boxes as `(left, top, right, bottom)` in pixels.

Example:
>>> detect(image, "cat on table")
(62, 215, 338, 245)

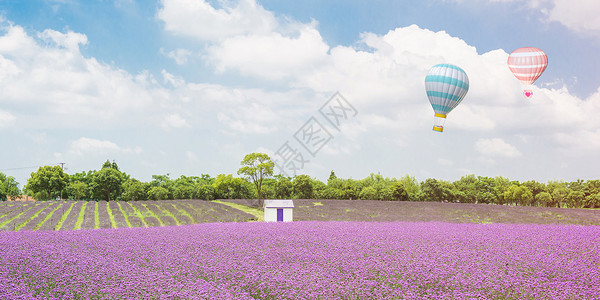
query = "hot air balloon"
(507, 47, 547, 98)
(425, 64, 469, 132)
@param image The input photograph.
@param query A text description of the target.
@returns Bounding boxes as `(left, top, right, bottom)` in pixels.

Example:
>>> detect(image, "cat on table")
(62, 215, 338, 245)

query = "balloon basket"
(523, 90, 533, 98)
(433, 125, 444, 132)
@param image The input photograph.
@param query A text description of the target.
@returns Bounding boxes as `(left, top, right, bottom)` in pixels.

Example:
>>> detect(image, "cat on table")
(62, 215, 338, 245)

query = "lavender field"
(1, 221, 598, 299)
(0, 200, 256, 231)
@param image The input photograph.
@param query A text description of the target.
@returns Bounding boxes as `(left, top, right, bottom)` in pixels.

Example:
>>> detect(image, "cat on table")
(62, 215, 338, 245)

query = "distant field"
(224, 199, 600, 225)
(2, 199, 599, 232)
(0, 200, 256, 232)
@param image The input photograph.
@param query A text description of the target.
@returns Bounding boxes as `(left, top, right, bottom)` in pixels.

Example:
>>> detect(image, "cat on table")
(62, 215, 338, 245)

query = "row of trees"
(3, 154, 600, 209)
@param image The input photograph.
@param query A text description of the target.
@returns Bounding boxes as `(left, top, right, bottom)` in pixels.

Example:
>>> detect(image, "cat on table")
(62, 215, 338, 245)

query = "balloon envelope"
(507, 47, 548, 98)
(425, 64, 469, 132)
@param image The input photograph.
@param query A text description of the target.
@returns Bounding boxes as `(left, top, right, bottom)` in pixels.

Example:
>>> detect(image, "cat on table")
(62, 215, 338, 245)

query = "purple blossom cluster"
(1, 222, 598, 299)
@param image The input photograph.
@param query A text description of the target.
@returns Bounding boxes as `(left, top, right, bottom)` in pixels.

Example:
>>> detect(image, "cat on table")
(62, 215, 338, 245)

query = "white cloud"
(157, 0, 278, 41)
(161, 113, 190, 129)
(452, 0, 600, 37)
(207, 25, 329, 80)
(475, 138, 522, 158)
(161, 48, 192, 65)
(0, 110, 16, 128)
(69, 137, 121, 156)
(0, 24, 170, 129)
(543, 0, 600, 35)
(38, 29, 88, 51)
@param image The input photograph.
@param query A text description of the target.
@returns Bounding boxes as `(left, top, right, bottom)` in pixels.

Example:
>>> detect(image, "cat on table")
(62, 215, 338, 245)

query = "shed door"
(277, 208, 284, 222)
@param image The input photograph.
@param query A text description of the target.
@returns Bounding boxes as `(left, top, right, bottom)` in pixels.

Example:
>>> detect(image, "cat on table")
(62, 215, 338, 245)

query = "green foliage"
(503, 185, 533, 206)
(390, 182, 408, 201)
(121, 179, 147, 201)
(26, 166, 68, 200)
(274, 176, 293, 199)
(237, 153, 274, 204)
(535, 192, 552, 207)
(566, 191, 585, 208)
(91, 167, 124, 201)
(584, 193, 600, 208)
(359, 186, 377, 200)
(293, 175, 313, 199)
(0, 172, 21, 201)
(147, 186, 170, 201)
(552, 187, 572, 208)
(67, 181, 89, 201)
(420, 178, 455, 202)
(195, 183, 215, 200)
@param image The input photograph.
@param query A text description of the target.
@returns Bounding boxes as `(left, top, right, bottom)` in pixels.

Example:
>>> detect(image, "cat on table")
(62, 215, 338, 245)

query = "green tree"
(0, 172, 21, 201)
(274, 176, 293, 199)
(551, 187, 572, 208)
(121, 179, 147, 201)
(237, 153, 274, 206)
(584, 193, 600, 208)
(535, 192, 552, 207)
(293, 175, 313, 199)
(327, 170, 337, 185)
(420, 178, 454, 202)
(173, 176, 196, 199)
(195, 183, 215, 200)
(503, 185, 533, 206)
(359, 186, 377, 200)
(67, 181, 88, 201)
(390, 182, 408, 201)
(26, 166, 68, 200)
(92, 167, 124, 201)
(213, 174, 235, 199)
(566, 191, 585, 208)
(522, 180, 546, 204)
(397, 175, 420, 201)
(149, 174, 173, 199)
(147, 186, 169, 200)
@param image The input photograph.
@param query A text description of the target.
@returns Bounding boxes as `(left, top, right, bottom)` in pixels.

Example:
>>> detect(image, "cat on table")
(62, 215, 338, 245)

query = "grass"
(127, 202, 148, 227)
(0, 203, 39, 229)
(55, 202, 76, 231)
(15, 202, 54, 231)
(35, 202, 64, 231)
(156, 203, 181, 225)
(74, 202, 87, 230)
(116, 202, 132, 228)
(169, 203, 197, 223)
(140, 203, 165, 226)
(214, 200, 264, 221)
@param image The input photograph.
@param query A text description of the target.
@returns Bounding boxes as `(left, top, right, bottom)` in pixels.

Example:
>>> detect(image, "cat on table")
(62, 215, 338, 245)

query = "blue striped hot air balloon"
(425, 64, 469, 132)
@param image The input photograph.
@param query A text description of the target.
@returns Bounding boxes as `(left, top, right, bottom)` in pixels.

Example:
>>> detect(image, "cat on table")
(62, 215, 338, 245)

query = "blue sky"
(1, 0, 599, 187)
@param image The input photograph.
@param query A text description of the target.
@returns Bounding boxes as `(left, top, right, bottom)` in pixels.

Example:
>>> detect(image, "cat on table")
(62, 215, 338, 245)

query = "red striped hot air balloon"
(507, 47, 548, 98)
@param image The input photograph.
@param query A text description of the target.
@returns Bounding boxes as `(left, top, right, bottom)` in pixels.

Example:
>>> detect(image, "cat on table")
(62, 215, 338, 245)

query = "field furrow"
(108, 202, 128, 228)
(0, 202, 45, 231)
(59, 201, 83, 230)
(97, 201, 112, 229)
(143, 203, 167, 226)
(81, 201, 96, 230)
(37, 202, 66, 231)
(0, 203, 34, 225)
(19, 202, 58, 231)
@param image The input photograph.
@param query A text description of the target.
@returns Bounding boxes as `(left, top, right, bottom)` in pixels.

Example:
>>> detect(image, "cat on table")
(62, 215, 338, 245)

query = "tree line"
(1, 154, 599, 209)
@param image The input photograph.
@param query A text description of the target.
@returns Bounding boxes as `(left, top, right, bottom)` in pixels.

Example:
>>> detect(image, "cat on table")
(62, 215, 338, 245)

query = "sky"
(1, 0, 599, 188)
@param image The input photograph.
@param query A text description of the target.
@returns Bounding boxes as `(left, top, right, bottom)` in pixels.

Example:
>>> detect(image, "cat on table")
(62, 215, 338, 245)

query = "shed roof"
(264, 199, 294, 208)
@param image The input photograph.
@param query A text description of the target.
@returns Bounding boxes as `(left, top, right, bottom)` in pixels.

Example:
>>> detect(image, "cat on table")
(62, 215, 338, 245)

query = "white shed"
(264, 200, 294, 222)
